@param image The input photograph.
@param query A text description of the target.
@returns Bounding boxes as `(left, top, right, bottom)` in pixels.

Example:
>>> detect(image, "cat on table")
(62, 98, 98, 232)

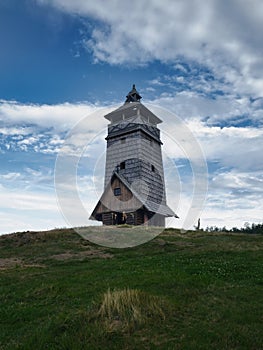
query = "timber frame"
(89, 85, 178, 227)
(90, 171, 175, 227)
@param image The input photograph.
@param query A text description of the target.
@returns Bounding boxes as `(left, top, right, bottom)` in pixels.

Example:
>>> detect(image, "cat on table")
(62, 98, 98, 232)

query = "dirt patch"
(154, 238, 195, 248)
(0, 258, 22, 269)
(0, 258, 45, 270)
(171, 240, 195, 247)
(154, 238, 166, 246)
(50, 249, 113, 261)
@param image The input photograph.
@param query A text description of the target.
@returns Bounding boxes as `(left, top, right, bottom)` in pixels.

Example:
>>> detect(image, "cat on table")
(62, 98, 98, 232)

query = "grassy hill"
(0, 227, 263, 349)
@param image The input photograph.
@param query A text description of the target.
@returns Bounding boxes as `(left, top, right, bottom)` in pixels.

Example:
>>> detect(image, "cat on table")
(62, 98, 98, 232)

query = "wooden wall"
(95, 176, 142, 215)
(101, 209, 165, 227)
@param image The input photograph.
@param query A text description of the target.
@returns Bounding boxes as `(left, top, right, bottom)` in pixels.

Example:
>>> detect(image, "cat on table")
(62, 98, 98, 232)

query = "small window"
(121, 137, 126, 144)
(114, 187, 121, 196)
(151, 165, 155, 172)
(120, 161, 125, 170)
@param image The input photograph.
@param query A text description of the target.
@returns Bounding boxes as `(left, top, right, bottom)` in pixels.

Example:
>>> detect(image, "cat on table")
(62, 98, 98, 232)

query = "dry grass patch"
(96, 288, 166, 332)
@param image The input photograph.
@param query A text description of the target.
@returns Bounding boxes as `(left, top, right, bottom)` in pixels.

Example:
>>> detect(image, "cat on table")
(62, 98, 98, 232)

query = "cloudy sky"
(1, 0, 263, 234)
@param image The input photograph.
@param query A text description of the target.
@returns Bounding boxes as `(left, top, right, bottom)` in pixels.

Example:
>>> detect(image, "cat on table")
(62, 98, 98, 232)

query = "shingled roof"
(90, 171, 178, 219)
(114, 171, 177, 217)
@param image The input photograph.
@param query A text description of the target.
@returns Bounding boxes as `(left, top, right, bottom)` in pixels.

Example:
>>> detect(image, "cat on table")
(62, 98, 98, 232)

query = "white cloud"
(187, 121, 263, 172)
(0, 172, 21, 180)
(0, 100, 104, 131)
(18, 136, 39, 145)
(0, 100, 114, 155)
(0, 210, 65, 235)
(211, 170, 263, 195)
(0, 168, 79, 234)
(201, 167, 263, 229)
(0, 126, 35, 136)
(158, 106, 263, 173)
(38, 0, 263, 97)
(0, 189, 57, 211)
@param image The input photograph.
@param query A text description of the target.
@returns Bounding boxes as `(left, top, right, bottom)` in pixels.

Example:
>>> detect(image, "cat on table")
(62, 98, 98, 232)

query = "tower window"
(151, 165, 155, 172)
(114, 187, 121, 196)
(120, 161, 125, 170)
(121, 137, 126, 144)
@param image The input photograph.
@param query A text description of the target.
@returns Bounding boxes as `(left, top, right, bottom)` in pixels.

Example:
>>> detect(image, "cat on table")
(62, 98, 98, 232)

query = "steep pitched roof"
(114, 172, 178, 217)
(90, 171, 178, 219)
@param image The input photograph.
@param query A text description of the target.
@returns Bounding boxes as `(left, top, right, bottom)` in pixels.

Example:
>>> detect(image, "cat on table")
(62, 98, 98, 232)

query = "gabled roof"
(90, 171, 178, 219)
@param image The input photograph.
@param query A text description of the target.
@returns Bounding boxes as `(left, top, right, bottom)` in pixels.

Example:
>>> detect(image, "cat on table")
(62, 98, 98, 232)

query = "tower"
(90, 85, 178, 226)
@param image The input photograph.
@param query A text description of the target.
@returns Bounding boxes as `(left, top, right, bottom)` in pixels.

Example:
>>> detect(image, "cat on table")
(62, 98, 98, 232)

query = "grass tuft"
(96, 288, 165, 332)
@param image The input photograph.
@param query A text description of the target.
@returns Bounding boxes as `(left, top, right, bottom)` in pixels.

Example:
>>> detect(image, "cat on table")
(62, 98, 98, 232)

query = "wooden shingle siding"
(90, 86, 177, 227)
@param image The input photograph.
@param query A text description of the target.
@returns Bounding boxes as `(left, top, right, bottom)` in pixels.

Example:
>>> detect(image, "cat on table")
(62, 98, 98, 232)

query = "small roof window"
(114, 187, 121, 196)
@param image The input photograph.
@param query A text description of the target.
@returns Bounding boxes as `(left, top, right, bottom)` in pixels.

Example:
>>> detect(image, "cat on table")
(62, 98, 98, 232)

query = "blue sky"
(1, 0, 263, 234)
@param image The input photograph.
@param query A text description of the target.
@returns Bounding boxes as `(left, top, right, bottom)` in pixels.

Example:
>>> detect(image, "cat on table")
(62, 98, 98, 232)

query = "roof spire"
(125, 84, 142, 103)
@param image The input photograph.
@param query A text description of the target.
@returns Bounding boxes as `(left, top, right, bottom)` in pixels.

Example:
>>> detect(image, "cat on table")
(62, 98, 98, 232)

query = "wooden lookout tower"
(90, 85, 178, 226)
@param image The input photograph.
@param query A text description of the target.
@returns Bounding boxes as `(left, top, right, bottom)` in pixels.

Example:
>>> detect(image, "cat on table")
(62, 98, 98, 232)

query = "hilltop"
(0, 227, 263, 349)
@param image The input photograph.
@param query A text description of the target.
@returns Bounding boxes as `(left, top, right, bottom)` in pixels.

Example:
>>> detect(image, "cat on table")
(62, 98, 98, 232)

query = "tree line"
(204, 222, 263, 234)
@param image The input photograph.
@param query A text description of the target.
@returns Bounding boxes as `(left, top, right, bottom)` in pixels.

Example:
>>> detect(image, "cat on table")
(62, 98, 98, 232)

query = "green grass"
(0, 227, 263, 349)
